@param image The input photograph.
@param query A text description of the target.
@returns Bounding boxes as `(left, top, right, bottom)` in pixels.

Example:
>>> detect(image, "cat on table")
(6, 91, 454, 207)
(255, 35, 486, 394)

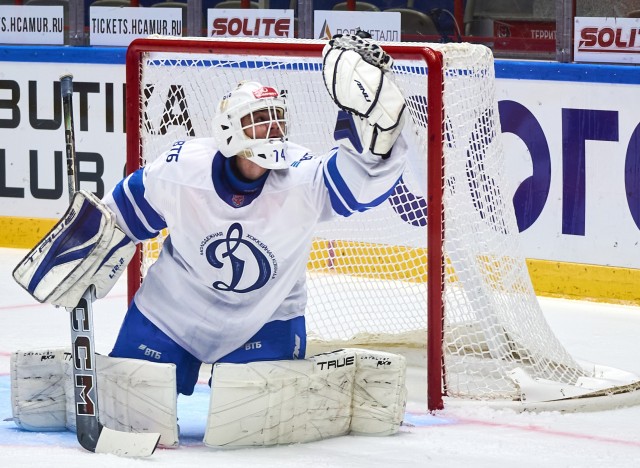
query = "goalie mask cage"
(126, 37, 640, 412)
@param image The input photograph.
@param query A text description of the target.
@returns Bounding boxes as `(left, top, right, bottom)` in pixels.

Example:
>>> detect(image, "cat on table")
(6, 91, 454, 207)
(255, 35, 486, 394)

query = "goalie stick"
(60, 74, 160, 457)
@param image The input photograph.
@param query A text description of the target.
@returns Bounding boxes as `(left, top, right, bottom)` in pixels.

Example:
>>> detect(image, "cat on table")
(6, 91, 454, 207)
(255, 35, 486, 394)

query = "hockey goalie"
(11, 34, 409, 448)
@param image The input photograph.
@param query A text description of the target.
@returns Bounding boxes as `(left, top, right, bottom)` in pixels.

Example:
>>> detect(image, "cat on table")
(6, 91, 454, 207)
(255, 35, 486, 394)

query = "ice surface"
(2, 248, 640, 467)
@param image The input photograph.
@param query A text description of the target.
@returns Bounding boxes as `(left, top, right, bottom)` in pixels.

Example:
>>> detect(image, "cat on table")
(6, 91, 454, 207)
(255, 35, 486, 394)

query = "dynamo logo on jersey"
(202, 223, 278, 293)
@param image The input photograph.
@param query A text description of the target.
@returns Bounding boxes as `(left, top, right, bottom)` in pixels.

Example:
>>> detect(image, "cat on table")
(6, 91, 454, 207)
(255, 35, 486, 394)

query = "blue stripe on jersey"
(323, 153, 401, 217)
(111, 169, 165, 241)
(127, 170, 166, 230)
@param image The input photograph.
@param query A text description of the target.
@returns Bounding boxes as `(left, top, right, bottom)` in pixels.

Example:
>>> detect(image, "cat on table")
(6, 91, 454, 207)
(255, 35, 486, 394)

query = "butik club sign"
(574, 16, 640, 64)
(208, 9, 294, 38)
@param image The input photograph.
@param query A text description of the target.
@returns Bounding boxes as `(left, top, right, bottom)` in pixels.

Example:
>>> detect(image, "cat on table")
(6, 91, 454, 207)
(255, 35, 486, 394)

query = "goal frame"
(125, 38, 446, 411)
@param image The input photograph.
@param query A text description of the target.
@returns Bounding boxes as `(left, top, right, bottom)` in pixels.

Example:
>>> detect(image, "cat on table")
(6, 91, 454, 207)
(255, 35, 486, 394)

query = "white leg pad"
(204, 349, 357, 447)
(64, 354, 179, 447)
(204, 348, 408, 447)
(11, 347, 179, 448)
(11, 348, 68, 431)
(350, 349, 407, 436)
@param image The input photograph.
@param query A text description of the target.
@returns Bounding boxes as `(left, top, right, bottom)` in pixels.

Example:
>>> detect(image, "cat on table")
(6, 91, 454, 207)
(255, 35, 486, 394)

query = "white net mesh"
(129, 37, 593, 403)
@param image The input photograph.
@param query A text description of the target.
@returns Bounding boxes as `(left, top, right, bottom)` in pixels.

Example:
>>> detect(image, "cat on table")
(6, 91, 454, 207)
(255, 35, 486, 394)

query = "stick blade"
(94, 427, 161, 457)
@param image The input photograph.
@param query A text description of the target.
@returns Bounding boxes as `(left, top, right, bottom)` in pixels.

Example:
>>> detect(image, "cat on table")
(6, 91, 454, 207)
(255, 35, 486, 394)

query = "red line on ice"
(454, 416, 640, 448)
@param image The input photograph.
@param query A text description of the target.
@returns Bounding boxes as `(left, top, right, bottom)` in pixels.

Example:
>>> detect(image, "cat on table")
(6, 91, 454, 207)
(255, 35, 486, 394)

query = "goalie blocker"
(12, 348, 406, 447)
(12, 190, 135, 308)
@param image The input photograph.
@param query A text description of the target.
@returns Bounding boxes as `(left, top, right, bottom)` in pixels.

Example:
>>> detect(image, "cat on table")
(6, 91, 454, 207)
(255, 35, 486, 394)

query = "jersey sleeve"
(102, 167, 167, 244)
(103, 139, 215, 243)
(319, 133, 407, 219)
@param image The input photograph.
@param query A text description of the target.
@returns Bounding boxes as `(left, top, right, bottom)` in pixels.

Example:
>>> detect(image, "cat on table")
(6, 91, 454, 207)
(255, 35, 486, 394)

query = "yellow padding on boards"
(308, 239, 431, 282)
(0, 216, 56, 249)
(307, 239, 640, 306)
(527, 259, 640, 306)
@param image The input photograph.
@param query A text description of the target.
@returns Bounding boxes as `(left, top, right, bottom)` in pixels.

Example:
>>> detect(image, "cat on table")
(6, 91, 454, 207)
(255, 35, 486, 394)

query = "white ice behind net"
(132, 38, 630, 402)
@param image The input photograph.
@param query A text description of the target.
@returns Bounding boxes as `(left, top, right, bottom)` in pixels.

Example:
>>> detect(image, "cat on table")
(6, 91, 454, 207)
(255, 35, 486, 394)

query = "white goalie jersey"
(103, 136, 406, 364)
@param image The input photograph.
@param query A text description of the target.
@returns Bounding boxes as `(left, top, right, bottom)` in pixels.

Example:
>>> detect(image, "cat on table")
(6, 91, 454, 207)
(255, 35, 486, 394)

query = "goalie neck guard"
(212, 81, 290, 170)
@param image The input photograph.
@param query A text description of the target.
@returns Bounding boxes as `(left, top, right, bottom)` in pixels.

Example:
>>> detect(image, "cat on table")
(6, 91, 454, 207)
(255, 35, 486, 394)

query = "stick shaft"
(60, 73, 102, 452)
(57, 74, 159, 456)
(60, 74, 78, 201)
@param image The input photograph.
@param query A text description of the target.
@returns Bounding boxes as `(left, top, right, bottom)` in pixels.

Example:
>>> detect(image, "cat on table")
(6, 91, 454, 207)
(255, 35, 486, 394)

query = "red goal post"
(126, 37, 446, 410)
(125, 37, 640, 412)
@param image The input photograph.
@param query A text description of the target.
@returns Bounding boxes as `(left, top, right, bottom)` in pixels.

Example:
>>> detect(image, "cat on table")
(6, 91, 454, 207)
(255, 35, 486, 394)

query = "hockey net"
(126, 37, 640, 411)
